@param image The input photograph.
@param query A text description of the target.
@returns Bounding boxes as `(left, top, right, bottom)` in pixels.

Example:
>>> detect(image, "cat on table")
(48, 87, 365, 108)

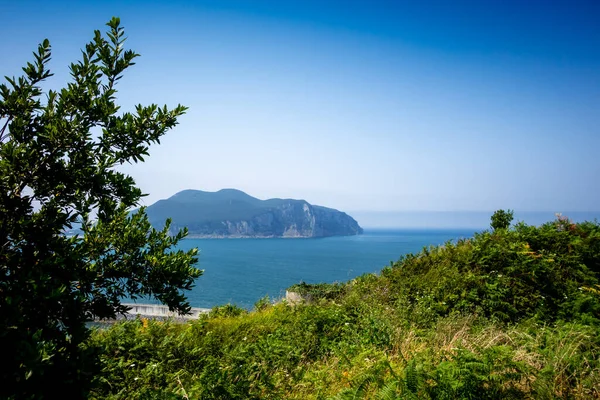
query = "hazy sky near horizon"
(2, 0, 599, 213)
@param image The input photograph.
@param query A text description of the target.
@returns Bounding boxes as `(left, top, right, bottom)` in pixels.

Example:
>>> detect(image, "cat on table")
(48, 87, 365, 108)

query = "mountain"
(143, 189, 363, 238)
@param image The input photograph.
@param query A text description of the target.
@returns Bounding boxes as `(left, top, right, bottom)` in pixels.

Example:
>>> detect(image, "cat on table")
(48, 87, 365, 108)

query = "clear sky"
(2, 0, 599, 217)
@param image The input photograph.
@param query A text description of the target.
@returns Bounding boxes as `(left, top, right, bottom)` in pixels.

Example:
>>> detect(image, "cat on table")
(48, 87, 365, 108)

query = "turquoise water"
(169, 229, 477, 309)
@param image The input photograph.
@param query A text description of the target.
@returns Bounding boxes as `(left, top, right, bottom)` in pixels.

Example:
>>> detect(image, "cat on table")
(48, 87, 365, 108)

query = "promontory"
(144, 189, 364, 238)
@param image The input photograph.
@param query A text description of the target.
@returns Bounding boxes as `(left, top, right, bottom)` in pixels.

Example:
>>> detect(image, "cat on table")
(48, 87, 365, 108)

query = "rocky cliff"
(144, 189, 363, 238)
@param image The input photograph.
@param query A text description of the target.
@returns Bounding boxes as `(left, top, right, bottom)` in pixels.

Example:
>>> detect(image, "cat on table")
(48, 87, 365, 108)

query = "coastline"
(184, 233, 363, 239)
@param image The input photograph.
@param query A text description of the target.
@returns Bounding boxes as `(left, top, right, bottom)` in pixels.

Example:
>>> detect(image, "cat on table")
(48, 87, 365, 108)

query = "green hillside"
(89, 212, 600, 399)
(144, 189, 363, 237)
(146, 189, 301, 223)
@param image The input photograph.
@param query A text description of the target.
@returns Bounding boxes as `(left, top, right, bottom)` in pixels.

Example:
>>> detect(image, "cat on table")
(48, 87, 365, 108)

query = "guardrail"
(122, 303, 210, 320)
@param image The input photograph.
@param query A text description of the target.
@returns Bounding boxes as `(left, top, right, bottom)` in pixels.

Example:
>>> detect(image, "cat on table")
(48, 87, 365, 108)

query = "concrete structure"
(122, 303, 210, 320)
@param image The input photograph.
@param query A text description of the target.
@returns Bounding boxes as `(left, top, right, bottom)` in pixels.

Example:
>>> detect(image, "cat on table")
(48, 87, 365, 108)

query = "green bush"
(89, 213, 600, 398)
(287, 281, 347, 302)
(210, 304, 248, 318)
(490, 209, 514, 231)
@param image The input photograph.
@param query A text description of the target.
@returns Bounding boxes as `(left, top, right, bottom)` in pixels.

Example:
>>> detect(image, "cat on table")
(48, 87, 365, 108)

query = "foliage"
(254, 295, 273, 311)
(0, 18, 201, 398)
(89, 212, 600, 398)
(490, 209, 514, 231)
(210, 303, 248, 318)
(287, 281, 347, 302)
(376, 216, 600, 325)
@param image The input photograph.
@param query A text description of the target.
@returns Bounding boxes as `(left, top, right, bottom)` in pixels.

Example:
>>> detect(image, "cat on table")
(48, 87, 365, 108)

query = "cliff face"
(145, 189, 363, 238)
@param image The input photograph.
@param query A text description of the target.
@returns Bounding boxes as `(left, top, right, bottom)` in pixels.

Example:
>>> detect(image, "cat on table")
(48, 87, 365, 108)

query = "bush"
(89, 213, 600, 398)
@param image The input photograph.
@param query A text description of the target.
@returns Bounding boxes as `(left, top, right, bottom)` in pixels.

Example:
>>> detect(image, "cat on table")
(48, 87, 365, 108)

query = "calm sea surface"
(164, 229, 478, 309)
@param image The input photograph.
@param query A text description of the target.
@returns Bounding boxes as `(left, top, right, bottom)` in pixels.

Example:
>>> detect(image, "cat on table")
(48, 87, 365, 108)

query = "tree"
(0, 18, 202, 398)
(490, 209, 514, 231)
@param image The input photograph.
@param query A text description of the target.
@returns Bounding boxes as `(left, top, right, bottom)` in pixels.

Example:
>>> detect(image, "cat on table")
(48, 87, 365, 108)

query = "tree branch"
(0, 116, 12, 142)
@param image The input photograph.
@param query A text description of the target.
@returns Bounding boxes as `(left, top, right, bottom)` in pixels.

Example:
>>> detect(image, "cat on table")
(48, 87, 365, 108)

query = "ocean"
(170, 229, 478, 309)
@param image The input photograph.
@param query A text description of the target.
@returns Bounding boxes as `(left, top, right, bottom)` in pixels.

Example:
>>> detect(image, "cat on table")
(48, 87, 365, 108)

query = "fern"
(375, 381, 400, 400)
(404, 360, 419, 394)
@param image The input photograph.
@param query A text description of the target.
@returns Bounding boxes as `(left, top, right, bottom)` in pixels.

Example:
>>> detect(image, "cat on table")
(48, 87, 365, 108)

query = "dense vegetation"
(89, 213, 600, 399)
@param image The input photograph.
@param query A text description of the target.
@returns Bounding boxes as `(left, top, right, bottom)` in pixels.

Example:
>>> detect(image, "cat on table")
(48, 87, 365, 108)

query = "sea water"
(167, 229, 478, 309)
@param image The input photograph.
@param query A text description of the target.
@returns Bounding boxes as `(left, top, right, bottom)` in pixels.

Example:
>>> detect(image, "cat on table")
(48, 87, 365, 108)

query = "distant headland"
(144, 189, 363, 238)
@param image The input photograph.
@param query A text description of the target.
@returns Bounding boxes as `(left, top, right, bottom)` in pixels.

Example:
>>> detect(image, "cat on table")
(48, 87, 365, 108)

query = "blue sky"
(2, 0, 599, 220)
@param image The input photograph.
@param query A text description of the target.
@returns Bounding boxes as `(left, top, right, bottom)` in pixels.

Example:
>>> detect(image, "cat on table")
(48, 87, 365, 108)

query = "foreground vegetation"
(0, 18, 200, 398)
(89, 213, 600, 399)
